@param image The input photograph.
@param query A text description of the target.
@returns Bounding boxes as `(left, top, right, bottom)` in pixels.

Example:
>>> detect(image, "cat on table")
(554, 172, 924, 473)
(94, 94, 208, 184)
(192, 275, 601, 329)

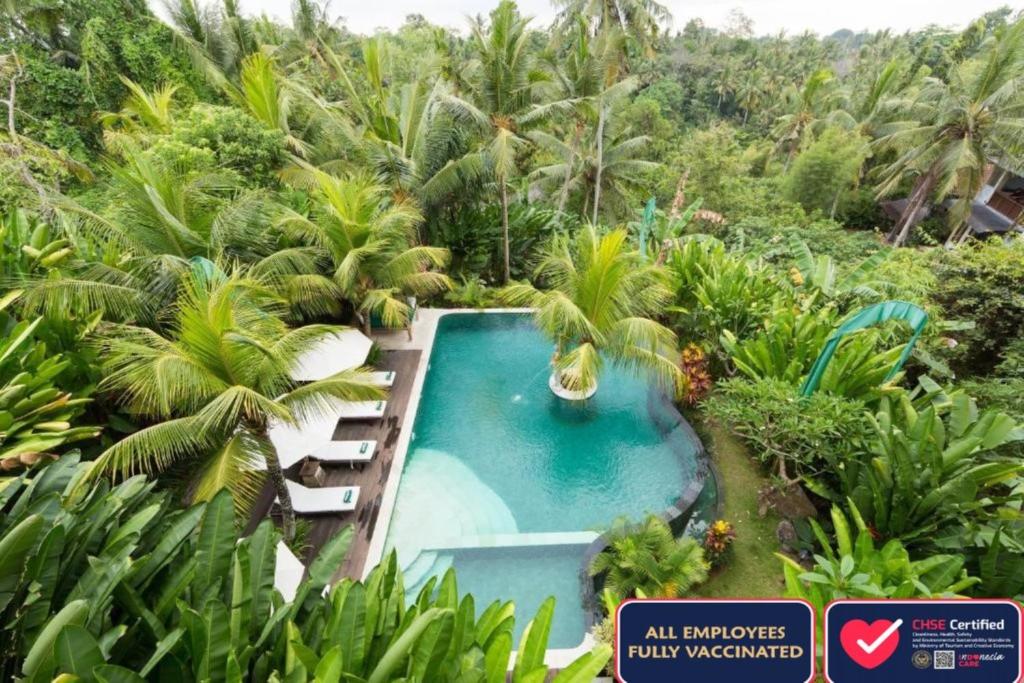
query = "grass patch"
(693, 420, 785, 598)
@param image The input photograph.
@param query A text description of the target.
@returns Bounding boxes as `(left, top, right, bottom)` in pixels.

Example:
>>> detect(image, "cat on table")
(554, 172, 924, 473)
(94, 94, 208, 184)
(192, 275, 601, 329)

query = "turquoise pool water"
(383, 313, 700, 649)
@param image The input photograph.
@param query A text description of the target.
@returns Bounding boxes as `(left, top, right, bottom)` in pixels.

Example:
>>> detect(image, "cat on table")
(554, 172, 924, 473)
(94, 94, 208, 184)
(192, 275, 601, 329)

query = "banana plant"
(2, 456, 610, 681)
(282, 554, 610, 683)
(786, 233, 895, 300)
(0, 455, 348, 681)
(0, 305, 98, 476)
(778, 502, 980, 645)
(628, 198, 724, 263)
(0, 210, 74, 278)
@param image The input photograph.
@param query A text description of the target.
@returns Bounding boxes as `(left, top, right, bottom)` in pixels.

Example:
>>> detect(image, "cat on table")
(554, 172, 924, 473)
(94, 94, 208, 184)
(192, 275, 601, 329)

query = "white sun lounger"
(369, 370, 396, 387)
(274, 541, 305, 601)
(282, 480, 360, 514)
(309, 440, 377, 467)
(337, 400, 387, 420)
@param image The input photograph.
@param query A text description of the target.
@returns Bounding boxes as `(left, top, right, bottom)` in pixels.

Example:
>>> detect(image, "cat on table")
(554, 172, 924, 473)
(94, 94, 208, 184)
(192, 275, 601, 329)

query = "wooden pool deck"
(246, 348, 422, 582)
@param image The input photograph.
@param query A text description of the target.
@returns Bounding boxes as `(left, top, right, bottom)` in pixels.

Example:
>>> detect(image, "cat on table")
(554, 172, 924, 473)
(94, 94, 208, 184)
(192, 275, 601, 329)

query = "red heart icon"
(839, 619, 901, 669)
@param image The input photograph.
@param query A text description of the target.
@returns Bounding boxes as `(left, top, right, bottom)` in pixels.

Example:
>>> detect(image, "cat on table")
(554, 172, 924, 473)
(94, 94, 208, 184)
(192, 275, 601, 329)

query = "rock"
(776, 519, 799, 553)
(759, 482, 818, 519)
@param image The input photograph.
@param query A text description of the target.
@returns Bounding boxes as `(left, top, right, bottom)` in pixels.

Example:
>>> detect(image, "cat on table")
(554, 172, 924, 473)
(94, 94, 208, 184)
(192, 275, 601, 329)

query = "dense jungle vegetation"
(2, 0, 1024, 679)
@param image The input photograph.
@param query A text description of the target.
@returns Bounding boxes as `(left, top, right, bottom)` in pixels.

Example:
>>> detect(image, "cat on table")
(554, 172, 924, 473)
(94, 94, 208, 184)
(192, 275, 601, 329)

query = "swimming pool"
(382, 312, 702, 649)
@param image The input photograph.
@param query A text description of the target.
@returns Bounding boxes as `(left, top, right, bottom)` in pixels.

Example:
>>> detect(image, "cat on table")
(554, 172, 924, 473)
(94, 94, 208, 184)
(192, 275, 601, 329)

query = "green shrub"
(837, 186, 888, 230)
(720, 218, 885, 264)
(782, 127, 869, 217)
(705, 377, 871, 482)
(931, 236, 1024, 376)
(590, 515, 710, 600)
(779, 504, 979, 644)
(444, 277, 500, 308)
(165, 105, 287, 185)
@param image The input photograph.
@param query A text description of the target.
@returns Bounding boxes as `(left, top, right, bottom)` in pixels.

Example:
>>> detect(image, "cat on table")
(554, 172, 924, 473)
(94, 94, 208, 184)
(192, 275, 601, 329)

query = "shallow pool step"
(386, 449, 518, 573)
(402, 550, 438, 588)
(405, 553, 454, 600)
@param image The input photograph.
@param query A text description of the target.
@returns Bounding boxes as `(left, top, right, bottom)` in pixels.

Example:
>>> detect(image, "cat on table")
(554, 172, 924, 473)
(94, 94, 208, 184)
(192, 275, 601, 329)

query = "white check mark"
(857, 619, 903, 654)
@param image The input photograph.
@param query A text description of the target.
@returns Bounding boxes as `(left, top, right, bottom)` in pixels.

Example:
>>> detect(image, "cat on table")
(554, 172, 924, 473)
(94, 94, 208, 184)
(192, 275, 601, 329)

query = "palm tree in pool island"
(502, 225, 681, 398)
(86, 265, 384, 540)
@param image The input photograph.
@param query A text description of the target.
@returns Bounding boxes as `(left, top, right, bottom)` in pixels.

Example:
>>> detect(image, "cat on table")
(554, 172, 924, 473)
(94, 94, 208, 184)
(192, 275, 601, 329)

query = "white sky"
(159, 0, 1020, 36)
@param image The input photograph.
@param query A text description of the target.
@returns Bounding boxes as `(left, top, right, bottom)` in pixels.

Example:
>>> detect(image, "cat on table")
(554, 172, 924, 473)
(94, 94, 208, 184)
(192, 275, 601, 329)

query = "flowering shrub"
(678, 343, 713, 404)
(704, 519, 737, 567)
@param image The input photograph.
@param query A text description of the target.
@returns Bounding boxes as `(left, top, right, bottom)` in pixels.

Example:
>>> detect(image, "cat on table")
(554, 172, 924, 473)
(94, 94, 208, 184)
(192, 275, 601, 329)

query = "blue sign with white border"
(825, 600, 1023, 682)
(615, 599, 815, 683)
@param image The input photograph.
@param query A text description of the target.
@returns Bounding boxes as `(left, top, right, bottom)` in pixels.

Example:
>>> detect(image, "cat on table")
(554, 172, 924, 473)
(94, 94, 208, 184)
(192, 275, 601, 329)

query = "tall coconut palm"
(87, 265, 384, 540)
(536, 21, 628, 216)
(441, 1, 566, 283)
(552, 0, 671, 57)
(501, 225, 680, 397)
(528, 107, 658, 222)
(589, 515, 709, 600)
(876, 19, 1024, 247)
(313, 40, 482, 209)
(277, 170, 452, 334)
(772, 68, 842, 168)
(735, 69, 765, 124)
(835, 57, 909, 138)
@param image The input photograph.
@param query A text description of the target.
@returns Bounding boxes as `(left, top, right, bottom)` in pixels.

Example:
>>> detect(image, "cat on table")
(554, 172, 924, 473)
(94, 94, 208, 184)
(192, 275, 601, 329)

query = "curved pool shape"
(383, 312, 700, 649)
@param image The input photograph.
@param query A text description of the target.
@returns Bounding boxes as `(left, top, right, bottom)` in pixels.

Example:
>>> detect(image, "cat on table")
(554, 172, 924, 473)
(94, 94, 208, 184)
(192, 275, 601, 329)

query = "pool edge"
(362, 308, 535, 578)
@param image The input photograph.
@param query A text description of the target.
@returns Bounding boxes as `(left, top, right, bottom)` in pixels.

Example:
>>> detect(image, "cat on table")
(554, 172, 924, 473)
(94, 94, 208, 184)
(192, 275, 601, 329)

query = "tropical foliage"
(779, 503, 980, 641)
(0, 457, 610, 681)
(590, 514, 709, 600)
(4, 0, 1024, 675)
(837, 379, 1023, 544)
(502, 225, 680, 394)
(90, 265, 384, 538)
(0, 308, 98, 477)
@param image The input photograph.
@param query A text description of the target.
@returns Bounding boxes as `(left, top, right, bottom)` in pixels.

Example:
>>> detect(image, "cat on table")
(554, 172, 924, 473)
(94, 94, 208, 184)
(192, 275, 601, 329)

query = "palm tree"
(441, 1, 563, 283)
(535, 22, 628, 217)
(713, 64, 737, 111)
(735, 68, 765, 124)
(835, 57, 909, 138)
(771, 68, 842, 168)
(590, 515, 709, 600)
(501, 225, 680, 398)
(98, 77, 179, 134)
(164, 0, 258, 84)
(88, 265, 384, 540)
(529, 108, 658, 222)
(552, 0, 671, 57)
(229, 52, 312, 156)
(876, 19, 1024, 247)
(313, 40, 482, 210)
(25, 146, 279, 322)
(277, 171, 452, 334)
